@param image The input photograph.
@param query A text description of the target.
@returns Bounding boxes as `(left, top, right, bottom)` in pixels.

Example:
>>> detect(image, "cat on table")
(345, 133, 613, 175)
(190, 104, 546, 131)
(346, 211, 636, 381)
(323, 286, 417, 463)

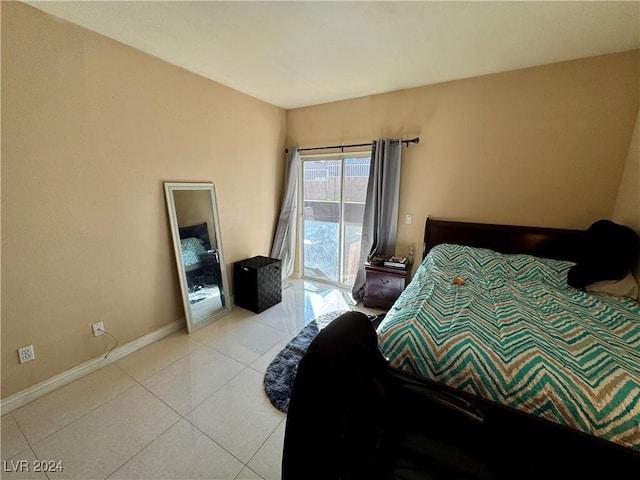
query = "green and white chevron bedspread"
(377, 244, 640, 450)
(181, 237, 206, 268)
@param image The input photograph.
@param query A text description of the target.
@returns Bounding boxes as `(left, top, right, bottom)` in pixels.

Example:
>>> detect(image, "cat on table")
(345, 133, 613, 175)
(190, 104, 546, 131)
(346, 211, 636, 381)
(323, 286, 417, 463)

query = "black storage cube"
(234, 256, 282, 313)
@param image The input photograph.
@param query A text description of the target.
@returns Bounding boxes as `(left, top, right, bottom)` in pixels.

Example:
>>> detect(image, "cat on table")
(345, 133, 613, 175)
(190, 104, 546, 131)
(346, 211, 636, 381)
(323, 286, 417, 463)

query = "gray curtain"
(271, 147, 300, 280)
(352, 139, 402, 300)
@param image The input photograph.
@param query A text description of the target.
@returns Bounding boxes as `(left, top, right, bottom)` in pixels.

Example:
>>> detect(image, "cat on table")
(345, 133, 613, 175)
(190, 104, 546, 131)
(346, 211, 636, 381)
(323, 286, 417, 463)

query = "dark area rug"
(264, 310, 386, 413)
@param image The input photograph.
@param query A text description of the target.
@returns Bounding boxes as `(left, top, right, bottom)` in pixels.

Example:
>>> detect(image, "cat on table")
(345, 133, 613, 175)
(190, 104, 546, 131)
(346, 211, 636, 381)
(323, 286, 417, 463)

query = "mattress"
(377, 244, 640, 450)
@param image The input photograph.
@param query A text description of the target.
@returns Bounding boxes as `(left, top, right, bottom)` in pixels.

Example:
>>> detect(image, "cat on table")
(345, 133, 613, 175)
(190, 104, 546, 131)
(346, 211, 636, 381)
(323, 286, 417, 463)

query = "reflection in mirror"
(164, 182, 231, 332)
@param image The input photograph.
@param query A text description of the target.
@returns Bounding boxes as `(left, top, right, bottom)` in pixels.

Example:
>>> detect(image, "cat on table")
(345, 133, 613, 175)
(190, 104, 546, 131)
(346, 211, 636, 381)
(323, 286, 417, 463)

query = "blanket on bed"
(377, 244, 640, 450)
(180, 237, 207, 268)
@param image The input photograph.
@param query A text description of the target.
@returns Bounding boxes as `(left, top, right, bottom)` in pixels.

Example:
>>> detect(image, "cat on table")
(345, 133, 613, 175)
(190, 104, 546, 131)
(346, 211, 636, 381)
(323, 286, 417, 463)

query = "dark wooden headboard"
(178, 222, 212, 250)
(423, 218, 584, 263)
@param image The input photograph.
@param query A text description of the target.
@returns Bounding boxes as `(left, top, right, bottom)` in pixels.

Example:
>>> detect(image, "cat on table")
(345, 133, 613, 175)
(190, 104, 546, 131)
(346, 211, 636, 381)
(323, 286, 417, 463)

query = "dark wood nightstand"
(363, 263, 411, 309)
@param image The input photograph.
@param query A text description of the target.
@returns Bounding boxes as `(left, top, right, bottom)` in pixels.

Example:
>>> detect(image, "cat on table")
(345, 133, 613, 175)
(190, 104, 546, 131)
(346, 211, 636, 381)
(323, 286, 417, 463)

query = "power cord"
(97, 328, 119, 359)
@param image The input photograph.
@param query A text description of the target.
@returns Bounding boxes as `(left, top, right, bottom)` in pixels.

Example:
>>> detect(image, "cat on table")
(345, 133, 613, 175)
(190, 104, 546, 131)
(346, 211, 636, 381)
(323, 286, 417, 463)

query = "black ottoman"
(233, 256, 282, 313)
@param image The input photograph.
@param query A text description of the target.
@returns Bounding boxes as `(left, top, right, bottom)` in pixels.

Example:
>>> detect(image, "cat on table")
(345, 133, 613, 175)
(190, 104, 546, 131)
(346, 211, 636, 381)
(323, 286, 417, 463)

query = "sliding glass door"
(301, 154, 371, 287)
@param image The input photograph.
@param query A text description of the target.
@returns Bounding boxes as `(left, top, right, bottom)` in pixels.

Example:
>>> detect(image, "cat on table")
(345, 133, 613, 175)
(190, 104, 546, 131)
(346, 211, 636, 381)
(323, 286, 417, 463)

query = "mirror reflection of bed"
(178, 222, 225, 323)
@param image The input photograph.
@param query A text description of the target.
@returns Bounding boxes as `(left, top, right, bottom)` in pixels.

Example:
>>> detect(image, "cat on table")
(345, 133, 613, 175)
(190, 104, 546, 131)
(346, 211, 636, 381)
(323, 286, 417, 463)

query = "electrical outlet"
(92, 322, 105, 337)
(18, 345, 35, 364)
(405, 214, 413, 225)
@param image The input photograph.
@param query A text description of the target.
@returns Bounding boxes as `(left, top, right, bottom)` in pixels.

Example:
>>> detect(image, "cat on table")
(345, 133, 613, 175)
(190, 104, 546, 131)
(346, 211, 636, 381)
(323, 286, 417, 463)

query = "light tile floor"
(1, 279, 382, 480)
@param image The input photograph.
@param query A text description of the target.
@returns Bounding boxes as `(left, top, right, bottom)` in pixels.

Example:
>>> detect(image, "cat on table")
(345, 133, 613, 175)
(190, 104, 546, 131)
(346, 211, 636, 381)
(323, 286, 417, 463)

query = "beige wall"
(1, 3, 286, 398)
(613, 108, 640, 282)
(288, 51, 640, 264)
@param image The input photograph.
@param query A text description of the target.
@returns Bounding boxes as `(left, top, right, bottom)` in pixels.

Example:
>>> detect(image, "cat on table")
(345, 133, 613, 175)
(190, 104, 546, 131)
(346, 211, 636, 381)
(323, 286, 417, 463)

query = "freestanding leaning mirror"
(164, 182, 231, 332)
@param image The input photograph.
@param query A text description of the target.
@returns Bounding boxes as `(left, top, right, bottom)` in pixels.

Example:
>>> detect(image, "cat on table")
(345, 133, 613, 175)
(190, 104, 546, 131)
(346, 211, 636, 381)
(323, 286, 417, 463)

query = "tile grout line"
(244, 416, 287, 469)
(10, 412, 32, 448)
(104, 364, 187, 480)
(233, 465, 265, 480)
(132, 363, 254, 473)
(113, 337, 203, 383)
(196, 342, 256, 367)
(137, 362, 250, 420)
(184, 416, 252, 473)
(182, 364, 252, 417)
(7, 336, 192, 442)
(112, 332, 278, 477)
(36, 348, 260, 466)
(1, 445, 45, 480)
(113, 337, 262, 437)
(9, 281, 338, 479)
(127, 342, 246, 386)
(102, 415, 183, 480)
(3, 416, 52, 480)
(15, 382, 147, 480)
(100, 365, 187, 480)
(14, 379, 140, 449)
(178, 368, 285, 475)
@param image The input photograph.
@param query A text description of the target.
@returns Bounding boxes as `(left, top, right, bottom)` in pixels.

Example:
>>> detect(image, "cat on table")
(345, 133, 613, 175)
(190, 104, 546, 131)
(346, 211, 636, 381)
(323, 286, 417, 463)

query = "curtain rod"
(286, 137, 419, 153)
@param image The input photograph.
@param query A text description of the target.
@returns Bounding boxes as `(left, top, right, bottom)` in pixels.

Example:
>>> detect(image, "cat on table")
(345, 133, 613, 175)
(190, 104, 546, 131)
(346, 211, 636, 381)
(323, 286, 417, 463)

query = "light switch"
(405, 214, 413, 225)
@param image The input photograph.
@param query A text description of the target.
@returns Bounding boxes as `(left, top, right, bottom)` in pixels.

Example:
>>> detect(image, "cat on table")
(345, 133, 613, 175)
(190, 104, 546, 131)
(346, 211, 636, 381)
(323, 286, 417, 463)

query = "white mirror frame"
(164, 182, 231, 332)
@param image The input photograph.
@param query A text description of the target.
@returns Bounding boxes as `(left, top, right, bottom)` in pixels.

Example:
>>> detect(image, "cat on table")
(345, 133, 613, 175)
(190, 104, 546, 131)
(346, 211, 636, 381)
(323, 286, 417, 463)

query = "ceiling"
(25, 1, 640, 109)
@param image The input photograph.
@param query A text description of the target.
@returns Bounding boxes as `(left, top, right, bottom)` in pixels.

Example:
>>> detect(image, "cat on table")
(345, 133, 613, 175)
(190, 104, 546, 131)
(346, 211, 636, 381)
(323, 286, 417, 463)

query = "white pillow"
(586, 272, 639, 300)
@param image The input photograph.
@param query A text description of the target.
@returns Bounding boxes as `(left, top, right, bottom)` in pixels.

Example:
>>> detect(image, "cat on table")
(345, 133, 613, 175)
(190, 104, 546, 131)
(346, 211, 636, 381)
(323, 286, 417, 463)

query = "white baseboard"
(1, 320, 184, 415)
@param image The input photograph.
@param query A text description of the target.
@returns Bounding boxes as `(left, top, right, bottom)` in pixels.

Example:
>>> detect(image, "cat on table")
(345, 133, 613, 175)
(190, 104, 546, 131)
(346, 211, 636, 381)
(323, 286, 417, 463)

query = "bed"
(376, 218, 640, 472)
(178, 222, 220, 289)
